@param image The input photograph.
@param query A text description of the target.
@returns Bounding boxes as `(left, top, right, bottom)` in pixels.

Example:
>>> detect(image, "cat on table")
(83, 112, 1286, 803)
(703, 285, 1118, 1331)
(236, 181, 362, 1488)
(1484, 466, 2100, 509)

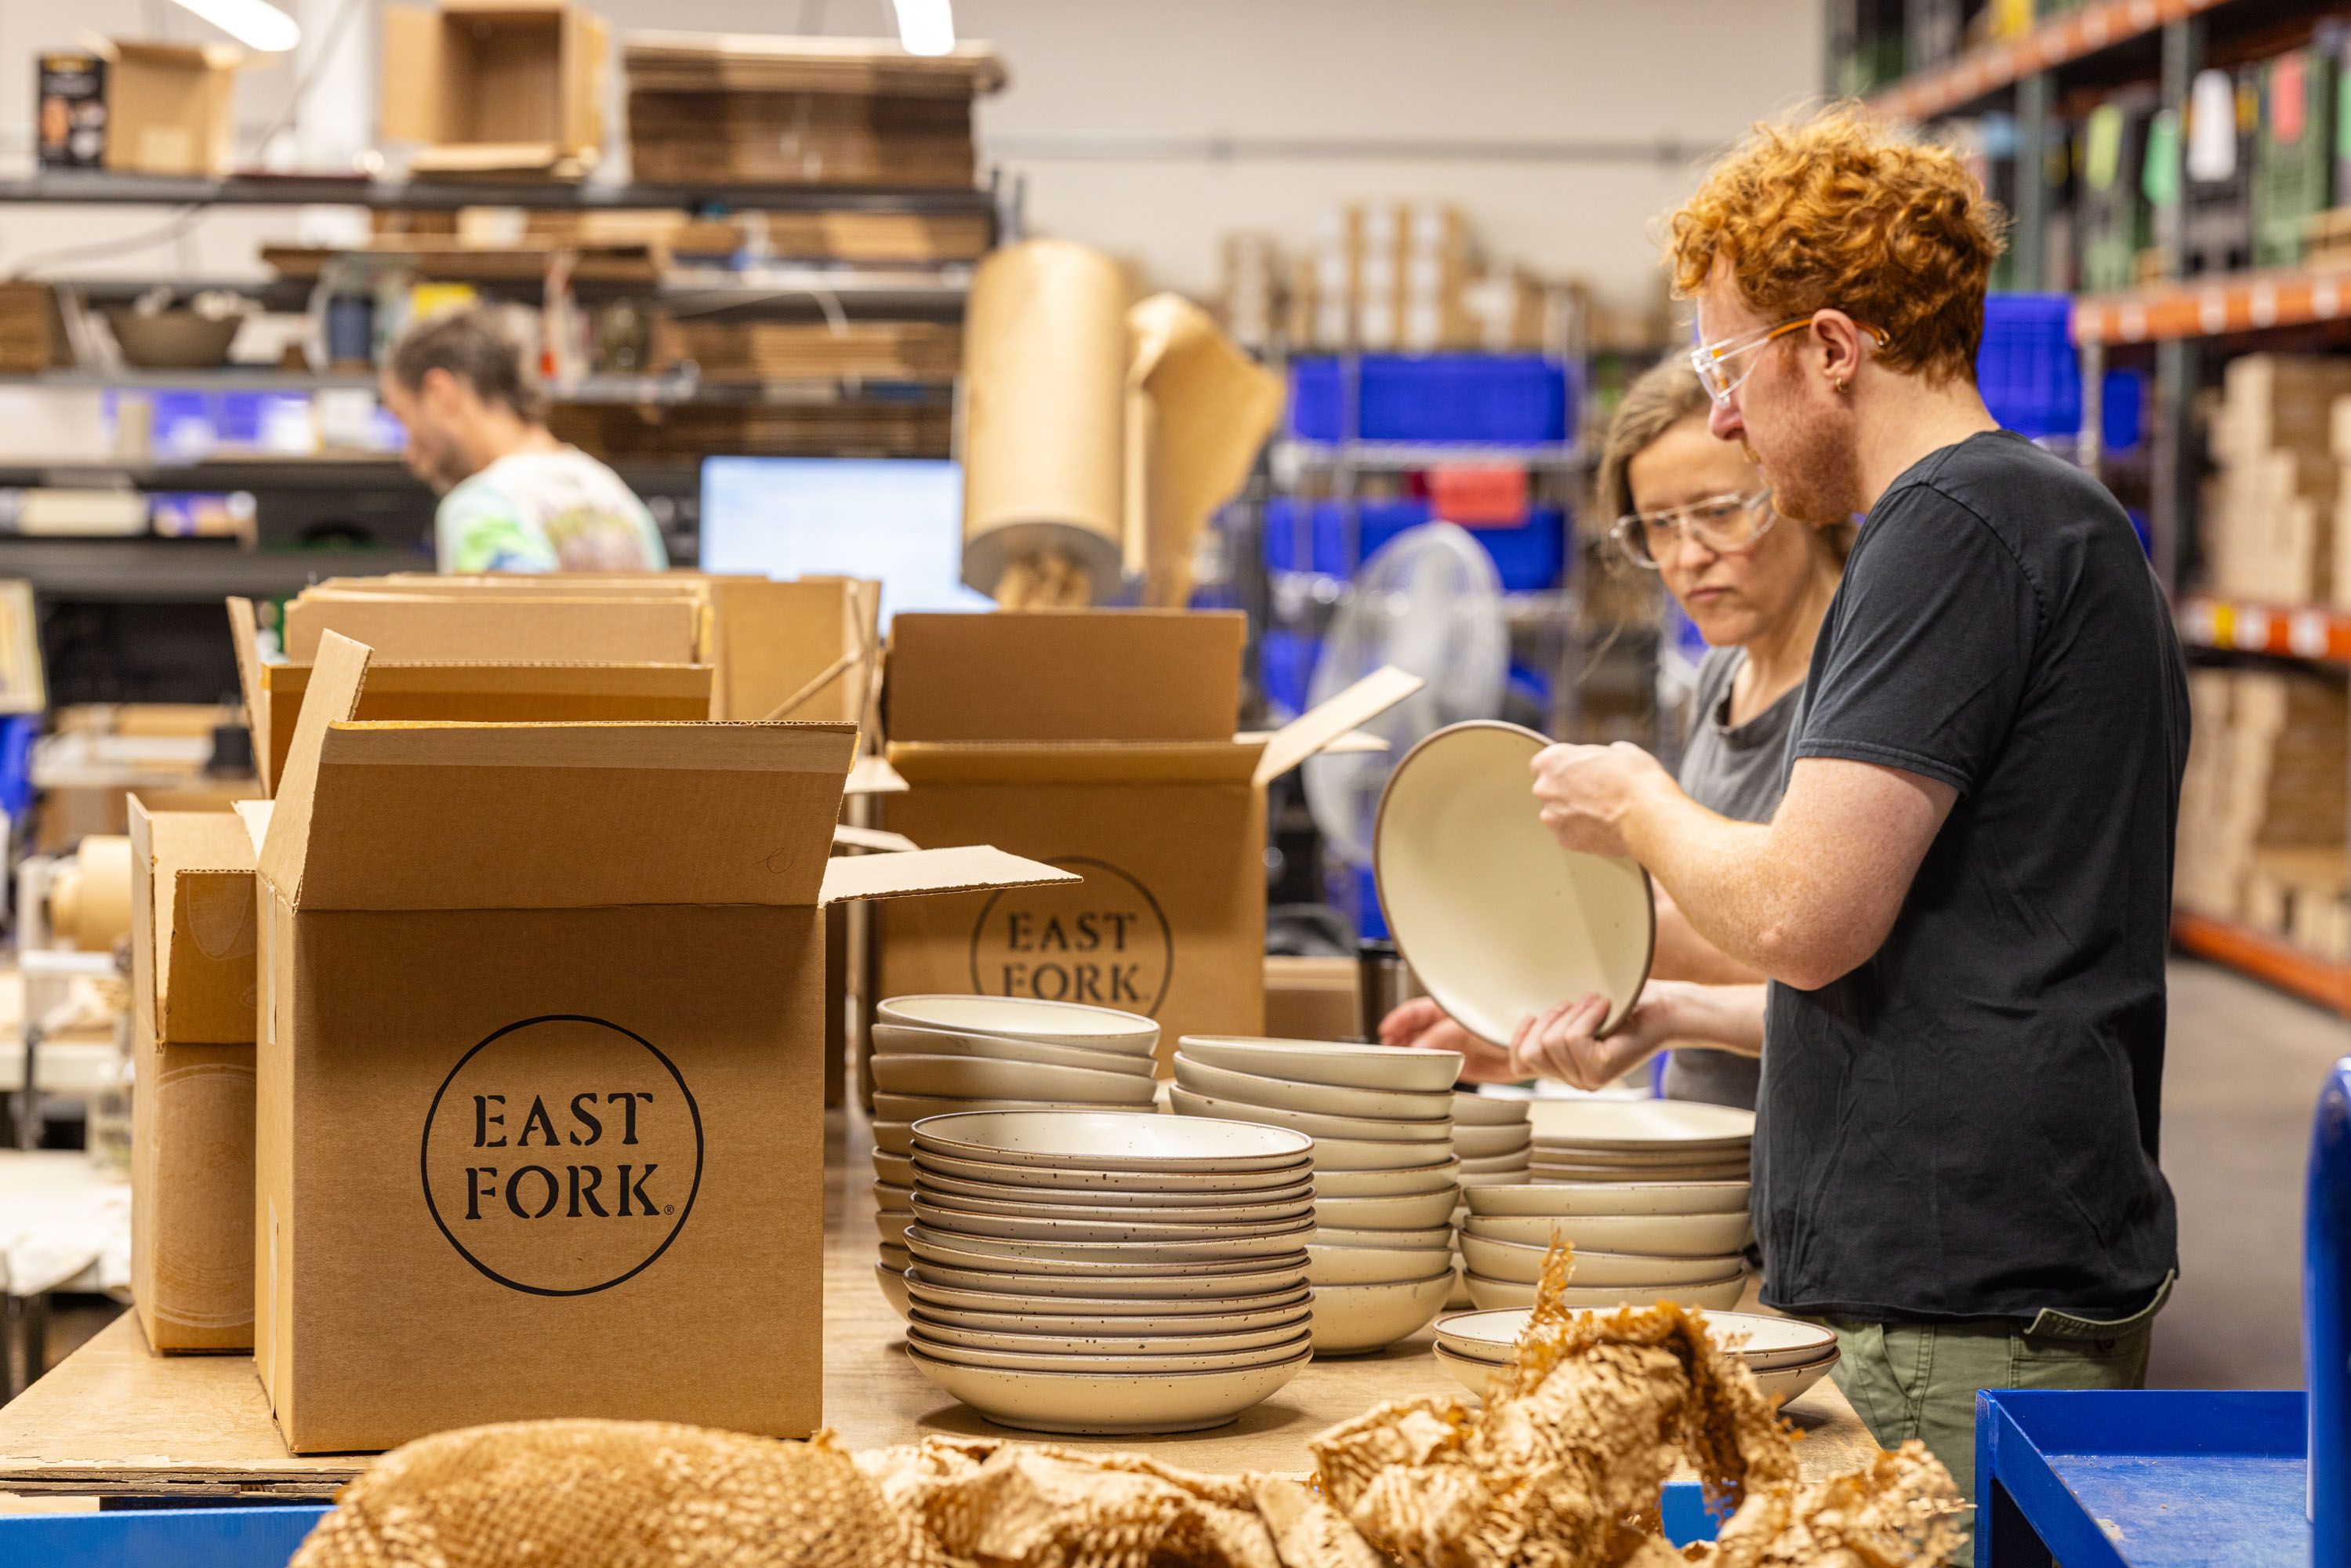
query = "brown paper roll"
(1125, 293, 1286, 608)
(960, 240, 1131, 604)
(55, 834, 134, 953)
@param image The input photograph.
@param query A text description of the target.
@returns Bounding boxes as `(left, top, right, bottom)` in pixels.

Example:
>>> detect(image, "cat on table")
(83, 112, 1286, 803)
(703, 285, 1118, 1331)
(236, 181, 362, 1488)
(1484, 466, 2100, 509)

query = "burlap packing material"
(1123, 292, 1286, 608)
(959, 239, 1131, 606)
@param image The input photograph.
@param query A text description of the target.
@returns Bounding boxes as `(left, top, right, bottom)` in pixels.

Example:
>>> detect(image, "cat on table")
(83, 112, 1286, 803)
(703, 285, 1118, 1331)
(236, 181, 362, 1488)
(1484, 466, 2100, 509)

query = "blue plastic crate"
(1259, 628, 1320, 719)
(1976, 292, 2081, 440)
(1467, 510, 1566, 591)
(1263, 499, 1565, 590)
(2102, 367, 2145, 453)
(1287, 355, 1573, 445)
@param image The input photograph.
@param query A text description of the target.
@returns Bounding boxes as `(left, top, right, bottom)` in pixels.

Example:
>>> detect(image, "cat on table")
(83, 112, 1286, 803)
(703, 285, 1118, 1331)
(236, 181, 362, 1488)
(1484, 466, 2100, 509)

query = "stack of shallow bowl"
(1457, 1176, 1751, 1309)
(869, 996, 1159, 1310)
(1447, 1091, 1533, 1305)
(899, 1109, 1315, 1435)
(1430, 1307, 1838, 1406)
(1170, 1034, 1460, 1354)
(1528, 1098, 1753, 1183)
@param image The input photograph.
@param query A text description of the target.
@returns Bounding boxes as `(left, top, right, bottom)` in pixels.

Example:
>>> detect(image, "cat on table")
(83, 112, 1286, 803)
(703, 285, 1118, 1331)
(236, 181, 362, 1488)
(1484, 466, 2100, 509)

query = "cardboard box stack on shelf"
(521, 209, 994, 263)
(2201, 354, 2351, 608)
(655, 320, 963, 382)
(2174, 665, 2350, 960)
(1278, 203, 1560, 354)
(622, 34, 1007, 187)
(1215, 233, 1283, 352)
(380, 1, 610, 179)
(34, 41, 243, 177)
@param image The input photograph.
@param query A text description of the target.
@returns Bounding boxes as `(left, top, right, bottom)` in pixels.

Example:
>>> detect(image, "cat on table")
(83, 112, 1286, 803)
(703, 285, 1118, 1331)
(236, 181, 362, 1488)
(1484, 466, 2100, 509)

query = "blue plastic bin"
(1287, 355, 1573, 446)
(1976, 293, 2081, 440)
(1259, 628, 1320, 719)
(1262, 499, 1566, 590)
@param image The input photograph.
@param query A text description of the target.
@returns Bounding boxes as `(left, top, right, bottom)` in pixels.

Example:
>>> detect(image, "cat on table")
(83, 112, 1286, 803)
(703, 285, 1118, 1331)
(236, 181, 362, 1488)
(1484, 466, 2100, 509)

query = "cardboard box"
(877, 612, 1417, 1064)
(380, 1, 608, 176)
(280, 590, 700, 667)
(128, 800, 259, 1352)
(249, 632, 1068, 1452)
(102, 41, 241, 177)
(1264, 955, 1363, 1042)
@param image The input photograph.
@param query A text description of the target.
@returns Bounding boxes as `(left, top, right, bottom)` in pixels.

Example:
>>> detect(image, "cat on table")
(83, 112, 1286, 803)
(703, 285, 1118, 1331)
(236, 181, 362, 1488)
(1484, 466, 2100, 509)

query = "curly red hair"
(1667, 104, 2008, 383)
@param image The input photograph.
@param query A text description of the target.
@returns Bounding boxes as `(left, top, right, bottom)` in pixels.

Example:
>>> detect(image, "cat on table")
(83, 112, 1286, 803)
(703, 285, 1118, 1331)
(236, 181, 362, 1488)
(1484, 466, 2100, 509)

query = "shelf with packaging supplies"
(0, 538, 423, 601)
(1273, 440, 1587, 471)
(1864, 0, 2233, 121)
(0, 172, 1004, 219)
(0, 370, 955, 407)
(2176, 595, 2351, 662)
(2173, 911, 2351, 1013)
(2072, 267, 2351, 344)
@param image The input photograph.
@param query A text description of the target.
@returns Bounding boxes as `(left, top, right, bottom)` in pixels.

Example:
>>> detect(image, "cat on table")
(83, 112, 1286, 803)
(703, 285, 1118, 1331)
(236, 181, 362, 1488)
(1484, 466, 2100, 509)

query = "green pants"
(1827, 1281, 2167, 1551)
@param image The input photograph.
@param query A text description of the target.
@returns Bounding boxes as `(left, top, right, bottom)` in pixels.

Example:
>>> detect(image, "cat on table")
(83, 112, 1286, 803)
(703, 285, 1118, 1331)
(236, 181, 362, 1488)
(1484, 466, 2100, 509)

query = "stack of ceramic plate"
(1447, 1091, 1534, 1305)
(869, 996, 1159, 1309)
(1430, 1308, 1838, 1406)
(1457, 1178, 1751, 1309)
(1528, 1099, 1754, 1183)
(1169, 1034, 1459, 1354)
(898, 1109, 1315, 1434)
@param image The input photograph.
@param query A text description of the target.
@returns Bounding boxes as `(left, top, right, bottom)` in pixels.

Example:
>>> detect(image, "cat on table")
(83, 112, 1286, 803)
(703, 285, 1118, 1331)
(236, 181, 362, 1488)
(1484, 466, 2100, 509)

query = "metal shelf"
(0, 539, 423, 601)
(2177, 595, 2351, 663)
(2174, 911, 2351, 1014)
(0, 371, 954, 406)
(1866, 0, 2230, 121)
(0, 173, 1000, 216)
(2074, 265, 2351, 345)
(1275, 440, 1587, 471)
(0, 456, 412, 488)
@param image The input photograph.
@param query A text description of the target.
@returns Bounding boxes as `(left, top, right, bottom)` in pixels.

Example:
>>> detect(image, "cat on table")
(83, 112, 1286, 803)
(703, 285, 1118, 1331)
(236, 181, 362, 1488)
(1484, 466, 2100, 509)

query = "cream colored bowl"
(910, 1145, 1313, 1193)
(907, 1326, 1312, 1375)
(1176, 1034, 1462, 1093)
(875, 1209, 914, 1243)
(1460, 1151, 1538, 1174)
(905, 1346, 1308, 1435)
(1312, 1160, 1460, 1199)
(905, 1224, 1315, 1272)
(1460, 1271, 1747, 1312)
(1437, 1339, 1839, 1409)
(1170, 1087, 1451, 1144)
(909, 1310, 1312, 1358)
(1464, 1208, 1751, 1257)
(1315, 1222, 1454, 1250)
(880, 1093, 1073, 1122)
(909, 1294, 1312, 1338)
(1456, 1171, 1529, 1189)
(1171, 1054, 1454, 1121)
(1526, 1098, 1754, 1149)
(912, 1109, 1312, 1173)
(1451, 1091, 1533, 1127)
(878, 994, 1159, 1047)
(872, 1022, 1156, 1076)
(907, 1260, 1308, 1301)
(1531, 1159, 1750, 1184)
(907, 1272, 1312, 1317)
(913, 1187, 1315, 1229)
(874, 1054, 1159, 1106)
(1453, 1124, 1535, 1160)
(914, 1165, 1317, 1212)
(873, 1120, 916, 1157)
(1312, 1136, 1467, 1172)
(876, 1261, 912, 1318)
(873, 1180, 915, 1210)
(1375, 721, 1654, 1044)
(1309, 1270, 1457, 1355)
(1307, 1241, 1453, 1287)
(1468, 1179, 1750, 1218)
(909, 1197, 1317, 1247)
(1457, 1229, 1743, 1287)
(873, 1151, 916, 1185)
(1313, 1189, 1459, 1230)
(1433, 1341, 1501, 1398)
(1435, 1306, 1834, 1371)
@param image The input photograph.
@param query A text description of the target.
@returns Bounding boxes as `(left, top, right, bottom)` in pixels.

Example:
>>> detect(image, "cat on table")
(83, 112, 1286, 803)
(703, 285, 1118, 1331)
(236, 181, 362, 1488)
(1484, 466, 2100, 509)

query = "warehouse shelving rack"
(1846, 0, 2351, 1012)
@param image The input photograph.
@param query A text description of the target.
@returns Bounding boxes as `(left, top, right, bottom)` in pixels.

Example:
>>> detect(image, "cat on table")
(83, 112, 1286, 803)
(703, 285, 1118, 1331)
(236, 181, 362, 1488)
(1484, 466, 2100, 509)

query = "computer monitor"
(697, 457, 993, 626)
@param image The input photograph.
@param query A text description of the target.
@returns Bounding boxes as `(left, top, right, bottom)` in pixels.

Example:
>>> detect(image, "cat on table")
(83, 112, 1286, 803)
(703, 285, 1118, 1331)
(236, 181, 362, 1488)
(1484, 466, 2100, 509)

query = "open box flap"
(819, 844, 1078, 906)
(887, 740, 1261, 787)
(226, 597, 271, 795)
(268, 661, 713, 701)
(1251, 666, 1424, 787)
(281, 592, 702, 664)
(234, 800, 272, 855)
(847, 753, 909, 794)
(833, 824, 919, 854)
(259, 632, 372, 901)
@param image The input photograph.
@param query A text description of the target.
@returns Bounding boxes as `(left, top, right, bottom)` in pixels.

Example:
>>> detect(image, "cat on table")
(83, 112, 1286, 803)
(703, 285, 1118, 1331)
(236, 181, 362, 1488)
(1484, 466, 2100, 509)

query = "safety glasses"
(1689, 314, 1890, 406)
(1610, 489, 1777, 568)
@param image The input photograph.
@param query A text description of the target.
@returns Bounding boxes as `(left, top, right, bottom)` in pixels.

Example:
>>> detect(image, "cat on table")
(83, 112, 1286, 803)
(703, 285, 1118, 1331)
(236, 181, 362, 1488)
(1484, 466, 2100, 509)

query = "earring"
(1833, 376, 1849, 394)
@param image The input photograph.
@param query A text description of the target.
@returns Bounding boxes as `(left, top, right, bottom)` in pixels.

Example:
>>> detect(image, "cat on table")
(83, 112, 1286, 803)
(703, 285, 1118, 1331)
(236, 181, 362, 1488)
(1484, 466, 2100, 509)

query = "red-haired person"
(1523, 107, 2185, 1512)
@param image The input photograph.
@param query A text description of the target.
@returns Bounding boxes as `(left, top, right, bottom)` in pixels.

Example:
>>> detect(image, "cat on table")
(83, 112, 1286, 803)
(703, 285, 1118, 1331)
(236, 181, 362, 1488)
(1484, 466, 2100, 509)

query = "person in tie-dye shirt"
(381, 307, 667, 575)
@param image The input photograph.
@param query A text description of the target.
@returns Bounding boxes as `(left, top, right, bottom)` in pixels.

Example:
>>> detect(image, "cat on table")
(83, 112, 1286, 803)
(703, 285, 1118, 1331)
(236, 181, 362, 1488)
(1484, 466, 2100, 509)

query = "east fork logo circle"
(420, 1014, 703, 1298)
(967, 855, 1174, 1014)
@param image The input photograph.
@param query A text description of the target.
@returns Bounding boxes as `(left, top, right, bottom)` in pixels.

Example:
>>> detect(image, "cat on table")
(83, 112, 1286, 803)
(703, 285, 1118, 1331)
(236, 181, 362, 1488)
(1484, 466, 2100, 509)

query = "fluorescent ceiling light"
(171, 0, 302, 53)
(892, 0, 955, 56)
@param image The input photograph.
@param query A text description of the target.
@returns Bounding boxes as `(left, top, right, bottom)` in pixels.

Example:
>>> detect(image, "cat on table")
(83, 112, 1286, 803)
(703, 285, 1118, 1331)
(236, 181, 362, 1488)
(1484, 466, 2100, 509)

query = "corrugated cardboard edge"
(1251, 665, 1424, 787)
(819, 844, 1077, 906)
(234, 799, 273, 855)
(225, 597, 270, 796)
(833, 824, 919, 854)
(258, 633, 372, 903)
(126, 798, 161, 1035)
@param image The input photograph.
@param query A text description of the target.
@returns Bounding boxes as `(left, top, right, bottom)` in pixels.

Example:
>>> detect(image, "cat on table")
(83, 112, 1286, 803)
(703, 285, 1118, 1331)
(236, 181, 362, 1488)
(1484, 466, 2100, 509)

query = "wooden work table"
(0, 1109, 1876, 1499)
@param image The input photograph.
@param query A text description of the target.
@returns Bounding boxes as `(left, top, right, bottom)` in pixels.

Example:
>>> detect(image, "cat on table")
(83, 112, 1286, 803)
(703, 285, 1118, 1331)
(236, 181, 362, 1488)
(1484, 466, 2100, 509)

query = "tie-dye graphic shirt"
(434, 447, 668, 574)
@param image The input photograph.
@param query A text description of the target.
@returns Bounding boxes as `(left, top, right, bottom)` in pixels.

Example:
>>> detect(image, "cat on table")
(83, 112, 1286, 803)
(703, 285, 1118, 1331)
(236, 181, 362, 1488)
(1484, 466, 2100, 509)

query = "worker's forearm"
(1649, 888, 1766, 985)
(1619, 776, 1794, 980)
(1645, 981, 1767, 1054)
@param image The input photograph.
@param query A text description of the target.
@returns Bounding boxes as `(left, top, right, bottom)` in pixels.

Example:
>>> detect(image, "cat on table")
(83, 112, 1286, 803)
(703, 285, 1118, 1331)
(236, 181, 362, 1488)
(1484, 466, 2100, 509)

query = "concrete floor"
(2153, 957, 2350, 1389)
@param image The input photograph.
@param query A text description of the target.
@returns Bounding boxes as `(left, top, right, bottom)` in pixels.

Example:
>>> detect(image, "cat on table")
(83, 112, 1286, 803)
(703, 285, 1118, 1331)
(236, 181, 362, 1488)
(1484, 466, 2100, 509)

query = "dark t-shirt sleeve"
(1794, 483, 2040, 795)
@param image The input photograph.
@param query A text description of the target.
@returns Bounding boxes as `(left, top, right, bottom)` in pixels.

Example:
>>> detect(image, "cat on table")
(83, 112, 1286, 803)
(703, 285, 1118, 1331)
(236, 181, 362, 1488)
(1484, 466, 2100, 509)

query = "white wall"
(0, 0, 1825, 307)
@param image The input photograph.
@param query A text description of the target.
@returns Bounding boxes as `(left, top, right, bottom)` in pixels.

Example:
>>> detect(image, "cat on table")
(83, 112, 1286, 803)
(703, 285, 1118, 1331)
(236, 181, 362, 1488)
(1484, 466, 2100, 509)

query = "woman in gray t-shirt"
(1384, 358, 1848, 1106)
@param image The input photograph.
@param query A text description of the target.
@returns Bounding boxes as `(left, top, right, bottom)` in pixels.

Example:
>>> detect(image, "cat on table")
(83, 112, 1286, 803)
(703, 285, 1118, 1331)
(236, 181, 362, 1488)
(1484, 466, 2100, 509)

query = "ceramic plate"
(1312, 1160, 1460, 1199)
(873, 1054, 1159, 1106)
(905, 1265, 1310, 1308)
(1526, 1098, 1755, 1149)
(1375, 722, 1654, 1044)
(908, 1310, 1312, 1357)
(871, 1022, 1156, 1075)
(1176, 1034, 1462, 1093)
(1530, 1160, 1750, 1184)
(904, 1346, 1308, 1436)
(1437, 1307, 1832, 1371)
(1460, 1271, 1747, 1312)
(1451, 1091, 1533, 1127)
(912, 1109, 1312, 1172)
(878, 1092, 1073, 1122)
(905, 1326, 1312, 1375)
(909, 1145, 1313, 1193)
(913, 1186, 1315, 1228)
(1309, 1135, 1467, 1171)
(1307, 1241, 1453, 1287)
(1168, 1087, 1452, 1144)
(1464, 1207, 1751, 1257)
(1453, 1124, 1535, 1160)
(906, 1260, 1308, 1301)
(877, 994, 1159, 1046)
(1457, 1229, 1743, 1287)
(1313, 1222, 1454, 1250)
(1460, 1151, 1538, 1174)
(908, 1294, 1312, 1338)
(1172, 1054, 1453, 1123)
(1313, 1189, 1460, 1229)
(913, 1164, 1317, 1212)
(1467, 1179, 1750, 1218)
(909, 1196, 1318, 1245)
(905, 1224, 1315, 1271)
(1309, 1270, 1457, 1356)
